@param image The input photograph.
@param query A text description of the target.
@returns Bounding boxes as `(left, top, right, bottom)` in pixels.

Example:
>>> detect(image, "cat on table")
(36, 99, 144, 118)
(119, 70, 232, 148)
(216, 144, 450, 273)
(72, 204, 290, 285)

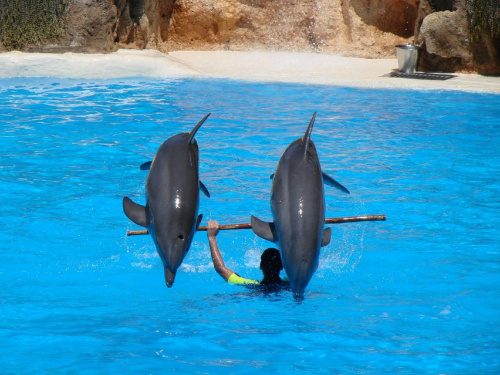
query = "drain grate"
(389, 71, 457, 80)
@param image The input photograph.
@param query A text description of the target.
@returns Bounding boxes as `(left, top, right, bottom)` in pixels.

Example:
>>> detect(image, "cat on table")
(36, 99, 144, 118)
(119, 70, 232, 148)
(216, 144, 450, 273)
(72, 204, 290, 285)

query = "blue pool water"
(0, 77, 499, 374)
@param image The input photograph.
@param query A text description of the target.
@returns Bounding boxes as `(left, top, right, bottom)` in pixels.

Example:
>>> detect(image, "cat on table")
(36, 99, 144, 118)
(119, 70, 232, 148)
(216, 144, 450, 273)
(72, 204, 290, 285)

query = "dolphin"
(251, 112, 349, 298)
(123, 113, 211, 287)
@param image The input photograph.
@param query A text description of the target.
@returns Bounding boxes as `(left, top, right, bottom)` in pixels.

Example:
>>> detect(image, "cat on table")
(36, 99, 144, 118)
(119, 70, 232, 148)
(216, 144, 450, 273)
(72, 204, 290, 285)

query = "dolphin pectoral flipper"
(321, 227, 332, 247)
(251, 216, 276, 242)
(123, 197, 148, 227)
(140, 161, 152, 171)
(322, 172, 350, 194)
(164, 267, 176, 288)
(199, 181, 210, 198)
(196, 214, 203, 229)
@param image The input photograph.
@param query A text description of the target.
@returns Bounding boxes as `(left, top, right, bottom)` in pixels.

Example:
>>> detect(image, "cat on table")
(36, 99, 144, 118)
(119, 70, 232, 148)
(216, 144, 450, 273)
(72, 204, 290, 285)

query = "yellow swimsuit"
(227, 273, 260, 285)
(227, 273, 288, 285)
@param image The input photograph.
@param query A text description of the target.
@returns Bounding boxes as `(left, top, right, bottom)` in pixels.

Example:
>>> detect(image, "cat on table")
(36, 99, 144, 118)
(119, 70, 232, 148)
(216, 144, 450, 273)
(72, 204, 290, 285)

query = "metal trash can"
(396, 44, 422, 73)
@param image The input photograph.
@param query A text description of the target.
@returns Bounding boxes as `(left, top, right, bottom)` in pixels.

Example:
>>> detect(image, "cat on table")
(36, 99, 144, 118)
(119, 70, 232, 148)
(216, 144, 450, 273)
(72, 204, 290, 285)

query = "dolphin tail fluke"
(164, 267, 176, 288)
(322, 172, 350, 194)
(187, 113, 211, 144)
(302, 112, 317, 155)
(251, 215, 276, 242)
(321, 227, 332, 247)
(123, 197, 148, 227)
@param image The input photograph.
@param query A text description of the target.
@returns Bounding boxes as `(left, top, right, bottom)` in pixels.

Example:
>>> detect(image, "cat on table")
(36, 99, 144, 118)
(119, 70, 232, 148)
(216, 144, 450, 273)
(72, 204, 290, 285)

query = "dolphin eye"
(178, 234, 184, 240)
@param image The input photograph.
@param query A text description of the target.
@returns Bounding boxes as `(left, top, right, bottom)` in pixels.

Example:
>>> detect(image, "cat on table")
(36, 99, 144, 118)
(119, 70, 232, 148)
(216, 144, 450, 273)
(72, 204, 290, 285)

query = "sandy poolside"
(0, 49, 499, 93)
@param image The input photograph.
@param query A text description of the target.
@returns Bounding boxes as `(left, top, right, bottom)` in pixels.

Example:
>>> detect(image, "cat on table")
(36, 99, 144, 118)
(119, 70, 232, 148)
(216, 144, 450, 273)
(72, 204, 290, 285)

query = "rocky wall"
(0, 0, 498, 74)
(162, 0, 417, 58)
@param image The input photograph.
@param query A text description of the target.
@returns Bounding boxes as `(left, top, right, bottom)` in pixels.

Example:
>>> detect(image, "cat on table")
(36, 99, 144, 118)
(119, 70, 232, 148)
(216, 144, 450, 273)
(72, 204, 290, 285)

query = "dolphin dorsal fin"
(302, 112, 316, 155)
(187, 113, 211, 144)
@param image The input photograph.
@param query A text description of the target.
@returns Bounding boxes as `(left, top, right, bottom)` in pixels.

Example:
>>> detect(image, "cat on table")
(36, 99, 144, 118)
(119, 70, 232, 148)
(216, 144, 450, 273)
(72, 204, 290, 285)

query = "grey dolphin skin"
(123, 113, 211, 287)
(251, 113, 349, 298)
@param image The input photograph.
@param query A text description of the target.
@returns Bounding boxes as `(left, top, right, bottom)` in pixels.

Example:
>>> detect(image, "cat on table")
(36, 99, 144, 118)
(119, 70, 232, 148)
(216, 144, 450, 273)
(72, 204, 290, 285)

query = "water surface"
(1, 78, 499, 374)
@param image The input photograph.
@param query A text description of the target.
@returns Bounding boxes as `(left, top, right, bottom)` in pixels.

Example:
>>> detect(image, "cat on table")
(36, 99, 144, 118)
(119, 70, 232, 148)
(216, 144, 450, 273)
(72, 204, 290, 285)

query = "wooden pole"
(126, 214, 386, 236)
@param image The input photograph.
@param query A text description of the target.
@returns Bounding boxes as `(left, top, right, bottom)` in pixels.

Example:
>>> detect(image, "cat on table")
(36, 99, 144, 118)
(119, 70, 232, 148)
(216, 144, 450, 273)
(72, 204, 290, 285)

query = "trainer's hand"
(207, 220, 219, 237)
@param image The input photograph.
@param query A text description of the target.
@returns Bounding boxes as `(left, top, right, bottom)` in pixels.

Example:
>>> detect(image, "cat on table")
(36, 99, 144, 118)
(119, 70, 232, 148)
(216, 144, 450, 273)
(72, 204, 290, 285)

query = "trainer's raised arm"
(207, 220, 233, 281)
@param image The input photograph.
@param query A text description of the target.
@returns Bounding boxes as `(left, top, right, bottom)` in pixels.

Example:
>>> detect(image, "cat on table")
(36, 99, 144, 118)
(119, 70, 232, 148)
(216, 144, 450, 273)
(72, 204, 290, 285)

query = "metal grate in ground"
(388, 71, 457, 80)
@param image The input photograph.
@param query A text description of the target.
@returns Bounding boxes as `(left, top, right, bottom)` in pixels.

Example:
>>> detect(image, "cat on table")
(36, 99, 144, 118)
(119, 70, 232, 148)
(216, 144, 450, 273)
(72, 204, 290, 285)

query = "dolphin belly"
(272, 157, 325, 296)
(147, 144, 201, 286)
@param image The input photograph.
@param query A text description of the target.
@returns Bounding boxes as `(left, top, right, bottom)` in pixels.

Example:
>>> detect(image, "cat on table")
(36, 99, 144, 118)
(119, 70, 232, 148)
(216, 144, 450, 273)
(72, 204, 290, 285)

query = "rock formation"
(0, 0, 418, 57)
(0, 0, 498, 74)
(137, 0, 419, 58)
(416, 0, 500, 74)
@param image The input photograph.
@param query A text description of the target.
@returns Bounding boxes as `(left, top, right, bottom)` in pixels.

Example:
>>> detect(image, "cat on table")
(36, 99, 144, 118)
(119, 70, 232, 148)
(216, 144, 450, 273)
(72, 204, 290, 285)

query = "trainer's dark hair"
(260, 248, 282, 273)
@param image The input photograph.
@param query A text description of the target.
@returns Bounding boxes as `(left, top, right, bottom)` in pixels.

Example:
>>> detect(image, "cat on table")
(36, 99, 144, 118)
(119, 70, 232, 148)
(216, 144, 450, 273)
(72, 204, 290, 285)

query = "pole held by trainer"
(126, 214, 386, 236)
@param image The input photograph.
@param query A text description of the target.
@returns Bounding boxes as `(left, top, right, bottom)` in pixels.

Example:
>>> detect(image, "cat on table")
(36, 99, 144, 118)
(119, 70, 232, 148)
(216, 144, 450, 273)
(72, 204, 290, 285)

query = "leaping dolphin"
(251, 113, 349, 298)
(123, 113, 211, 287)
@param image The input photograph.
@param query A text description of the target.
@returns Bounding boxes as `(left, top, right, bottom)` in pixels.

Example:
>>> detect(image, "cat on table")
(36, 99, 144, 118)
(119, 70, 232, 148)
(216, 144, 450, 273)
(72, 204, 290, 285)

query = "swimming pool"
(1, 77, 499, 374)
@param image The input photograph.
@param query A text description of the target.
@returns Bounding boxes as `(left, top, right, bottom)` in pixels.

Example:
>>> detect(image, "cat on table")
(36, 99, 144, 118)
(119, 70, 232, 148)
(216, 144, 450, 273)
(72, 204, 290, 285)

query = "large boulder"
(419, 8, 471, 71)
(418, 0, 500, 74)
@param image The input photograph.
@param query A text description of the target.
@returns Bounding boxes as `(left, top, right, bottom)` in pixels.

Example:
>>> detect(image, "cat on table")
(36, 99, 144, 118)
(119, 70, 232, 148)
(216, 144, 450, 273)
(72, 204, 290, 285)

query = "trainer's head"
(260, 248, 283, 276)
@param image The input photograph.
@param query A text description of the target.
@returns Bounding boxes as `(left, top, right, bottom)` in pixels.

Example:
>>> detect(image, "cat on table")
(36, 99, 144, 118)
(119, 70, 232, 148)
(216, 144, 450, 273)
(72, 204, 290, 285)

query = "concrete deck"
(1, 49, 498, 93)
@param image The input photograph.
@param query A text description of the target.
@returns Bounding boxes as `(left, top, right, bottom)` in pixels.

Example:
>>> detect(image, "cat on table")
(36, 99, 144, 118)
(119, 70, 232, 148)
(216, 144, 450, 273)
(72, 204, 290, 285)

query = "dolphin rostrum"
(123, 113, 211, 287)
(251, 113, 349, 298)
